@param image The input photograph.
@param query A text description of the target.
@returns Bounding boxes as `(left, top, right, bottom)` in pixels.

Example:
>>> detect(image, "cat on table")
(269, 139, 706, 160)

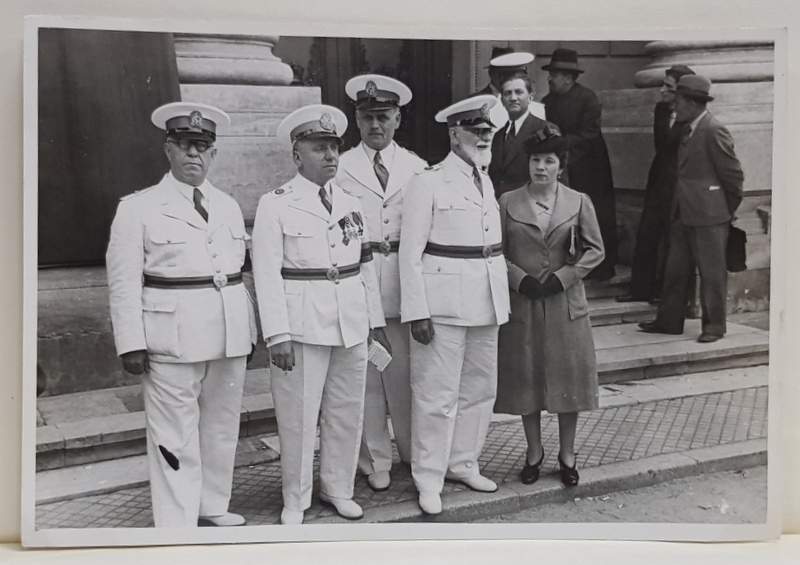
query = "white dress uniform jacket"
(107, 172, 257, 361)
(336, 141, 428, 318)
(252, 174, 385, 347)
(399, 152, 511, 326)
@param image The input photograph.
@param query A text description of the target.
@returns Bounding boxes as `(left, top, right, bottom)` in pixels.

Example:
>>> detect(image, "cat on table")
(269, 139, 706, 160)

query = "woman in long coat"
(495, 127, 605, 486)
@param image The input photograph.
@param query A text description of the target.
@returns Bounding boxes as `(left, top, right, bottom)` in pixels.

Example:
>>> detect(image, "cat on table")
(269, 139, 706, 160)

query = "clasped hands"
(518, 274, 564, 300)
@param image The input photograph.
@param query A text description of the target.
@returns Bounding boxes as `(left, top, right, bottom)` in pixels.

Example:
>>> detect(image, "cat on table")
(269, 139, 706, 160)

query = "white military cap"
(435, 95, 498, 129)
(489, 51, 535, 73)
(151, 101, 230, 141)
(345, 74, 413, 110)
(277, 104, 348, 148)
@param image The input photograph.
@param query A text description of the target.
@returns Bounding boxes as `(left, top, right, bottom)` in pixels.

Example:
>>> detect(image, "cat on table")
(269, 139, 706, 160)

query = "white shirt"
(361, 140, 397, 172)
(506, 108, 530, 138)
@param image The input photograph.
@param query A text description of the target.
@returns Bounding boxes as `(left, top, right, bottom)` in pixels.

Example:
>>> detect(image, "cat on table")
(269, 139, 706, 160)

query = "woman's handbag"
(726, 224, 747, 272)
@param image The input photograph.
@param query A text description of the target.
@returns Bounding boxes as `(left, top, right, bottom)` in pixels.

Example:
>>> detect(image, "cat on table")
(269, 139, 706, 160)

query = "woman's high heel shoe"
(557, 453, 579, 487)
(520, 448, 545, 485)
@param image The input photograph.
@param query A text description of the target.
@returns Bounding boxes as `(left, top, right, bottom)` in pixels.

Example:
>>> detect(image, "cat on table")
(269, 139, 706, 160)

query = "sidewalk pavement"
(35, 365, 768, 528)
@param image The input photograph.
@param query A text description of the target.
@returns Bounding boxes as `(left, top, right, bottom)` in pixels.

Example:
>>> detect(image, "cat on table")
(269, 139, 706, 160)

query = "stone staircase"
(35, 269, 770, 473)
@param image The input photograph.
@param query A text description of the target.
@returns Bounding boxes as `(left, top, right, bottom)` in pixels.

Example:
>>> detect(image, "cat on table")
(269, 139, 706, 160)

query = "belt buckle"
(326, 266, 340, 281)
(213, 273, 228, 289)
(482, 245, 492, 258)
(379, 240, 391, 254)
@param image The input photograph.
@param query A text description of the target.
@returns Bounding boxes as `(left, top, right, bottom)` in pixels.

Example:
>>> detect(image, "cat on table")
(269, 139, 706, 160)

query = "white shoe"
(319, 494, 363, 520)
(367, 471, 391, 492)
(418, 492, 442, 515)
(280, 508, 305, 525)
(198, 512, 246, 527)
(450, 474, 498, 493)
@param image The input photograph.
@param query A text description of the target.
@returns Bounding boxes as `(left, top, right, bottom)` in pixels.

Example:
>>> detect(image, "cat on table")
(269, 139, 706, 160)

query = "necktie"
(681, 123, 692, 145)
(472, 166, 483, 197)
(193, 187, 208, 223)
(373, 151, 390, 191)
(319, 186, 333, 214)
(503, 121, 516, 155)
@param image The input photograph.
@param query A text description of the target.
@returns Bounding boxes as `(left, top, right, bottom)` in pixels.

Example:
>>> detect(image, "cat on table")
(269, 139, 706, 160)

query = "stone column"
(603, 40, 774, 313)
(174, 34, 321, 223)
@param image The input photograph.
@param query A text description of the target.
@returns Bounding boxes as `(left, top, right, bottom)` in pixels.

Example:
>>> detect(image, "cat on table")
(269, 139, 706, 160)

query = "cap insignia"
(189, 111, 204, 128)
(479, 103, 491, 122)
(319, 113, 334, 132)
(365, 81, 378, 98)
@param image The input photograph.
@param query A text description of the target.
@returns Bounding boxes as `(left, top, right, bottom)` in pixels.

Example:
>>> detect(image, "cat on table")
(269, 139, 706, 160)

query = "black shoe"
(557, 453, 579, 487)
(637, 321, 683, 335)
(520, 448, 545, 485)
(697, 332, 723, 343)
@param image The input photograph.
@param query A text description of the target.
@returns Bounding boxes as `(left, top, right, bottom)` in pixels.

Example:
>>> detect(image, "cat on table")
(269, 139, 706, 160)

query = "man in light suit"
(488, 74, 552, 198)
(336, 75, 428, 492)
(251, 104, 389, 525)
(107, 102, 257, 528)
(639, 75, 744, 343)
(399, 95, 511, 515)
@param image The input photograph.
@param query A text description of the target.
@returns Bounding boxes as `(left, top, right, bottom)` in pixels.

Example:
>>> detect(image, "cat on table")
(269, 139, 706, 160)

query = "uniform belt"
(143, 272, 242, 290)
(280, 263, 360, 281)
(423, 242, 503, 259)
(370, 240, 400, 253)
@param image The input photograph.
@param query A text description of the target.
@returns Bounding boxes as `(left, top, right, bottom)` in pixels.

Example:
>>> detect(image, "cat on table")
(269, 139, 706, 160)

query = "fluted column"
(174, 34, 320, 222)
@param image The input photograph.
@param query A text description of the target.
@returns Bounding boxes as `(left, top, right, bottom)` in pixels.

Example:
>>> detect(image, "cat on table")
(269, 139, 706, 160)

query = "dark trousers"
(655, 219, 730, 336)
(629, 204, 671, 300)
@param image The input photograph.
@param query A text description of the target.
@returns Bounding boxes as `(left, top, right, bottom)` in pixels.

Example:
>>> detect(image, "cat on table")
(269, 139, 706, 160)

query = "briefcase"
(726, 224, 747, 272)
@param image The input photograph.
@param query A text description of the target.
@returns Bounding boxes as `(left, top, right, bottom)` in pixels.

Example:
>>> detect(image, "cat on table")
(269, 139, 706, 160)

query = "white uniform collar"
(361, 140, 397, 170)
(295, 171, 332, 196)
(166, 171, 209, 203)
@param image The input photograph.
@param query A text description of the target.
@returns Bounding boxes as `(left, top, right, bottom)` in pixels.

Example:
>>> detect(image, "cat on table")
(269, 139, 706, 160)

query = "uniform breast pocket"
(435, 196, 469, 236)
(142, 297, 180, 357)
(147, 230, 188, 268)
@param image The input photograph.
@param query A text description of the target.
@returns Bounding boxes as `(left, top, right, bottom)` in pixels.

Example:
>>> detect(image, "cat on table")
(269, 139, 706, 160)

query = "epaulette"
(120, 185, 157, 201)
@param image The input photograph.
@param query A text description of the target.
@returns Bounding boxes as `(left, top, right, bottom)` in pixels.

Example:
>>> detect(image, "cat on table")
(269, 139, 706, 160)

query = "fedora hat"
(541, 48, 584, 74)
(675, 74, 714, 102)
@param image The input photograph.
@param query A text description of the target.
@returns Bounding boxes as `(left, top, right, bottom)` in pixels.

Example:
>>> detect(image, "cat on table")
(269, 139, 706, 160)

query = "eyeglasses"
(168, 138, 213, 153)
(462, 127, 494, 138)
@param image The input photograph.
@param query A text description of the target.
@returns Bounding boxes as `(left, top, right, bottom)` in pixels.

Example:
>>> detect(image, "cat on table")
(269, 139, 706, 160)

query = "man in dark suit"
(488, 74, 550, 198)
(542, 48, 618, 281)
(639, 75, 744, 343)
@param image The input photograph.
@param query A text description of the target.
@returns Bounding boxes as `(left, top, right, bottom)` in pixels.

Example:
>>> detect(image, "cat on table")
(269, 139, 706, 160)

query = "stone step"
(35, 317, 768, 472)
(34, 365, 769, 505)
(588, 296, 658, 327)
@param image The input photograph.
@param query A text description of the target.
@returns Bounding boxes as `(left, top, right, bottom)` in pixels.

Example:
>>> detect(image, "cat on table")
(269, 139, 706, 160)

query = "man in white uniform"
(107, 102, 257, 528)
(399, 95, 511, 515)
(252, 104, 389, 525)
(336, 74, 428, 492)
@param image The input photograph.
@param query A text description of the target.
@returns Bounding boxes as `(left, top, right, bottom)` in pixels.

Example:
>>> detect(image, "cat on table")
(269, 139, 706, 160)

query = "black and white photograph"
(22, 16, 783, 547)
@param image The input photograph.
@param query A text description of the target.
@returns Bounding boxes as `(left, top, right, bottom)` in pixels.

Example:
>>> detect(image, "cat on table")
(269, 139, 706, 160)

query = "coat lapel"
(205, 184, 235, 235)
(506, 187, 541, 230)
(383, 145, 412, 202)
(158, 182, 207, 230)
(343, 143, 385, 198)
(679, 112, 710, 167)
(545, 183, 581, 239)
(286, 178, 331, 223)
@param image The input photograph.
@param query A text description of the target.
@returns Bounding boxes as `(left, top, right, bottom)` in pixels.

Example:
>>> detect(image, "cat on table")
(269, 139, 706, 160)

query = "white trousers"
(409, 323, 499, 493)
(141, 357, 247, 528)
(271, 341, 368, 511)
(359, 318, 412, 474)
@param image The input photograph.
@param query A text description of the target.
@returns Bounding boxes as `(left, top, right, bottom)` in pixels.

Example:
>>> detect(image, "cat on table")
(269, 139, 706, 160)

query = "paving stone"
(38, 389, 130, 425)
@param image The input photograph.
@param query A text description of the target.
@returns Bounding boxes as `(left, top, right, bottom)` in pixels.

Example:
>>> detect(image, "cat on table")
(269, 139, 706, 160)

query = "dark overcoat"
(543, 82, 618, 267)
(495, 183, 604, 415)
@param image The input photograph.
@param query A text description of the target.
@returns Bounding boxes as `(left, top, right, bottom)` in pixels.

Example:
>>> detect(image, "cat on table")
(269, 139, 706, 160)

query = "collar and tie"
(319, 185, 333, 214)
(681, 123, 692, 145)
(373, 151, 390, 191)
(193, 187, 209, 223)
(472, 166, 483, 197)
